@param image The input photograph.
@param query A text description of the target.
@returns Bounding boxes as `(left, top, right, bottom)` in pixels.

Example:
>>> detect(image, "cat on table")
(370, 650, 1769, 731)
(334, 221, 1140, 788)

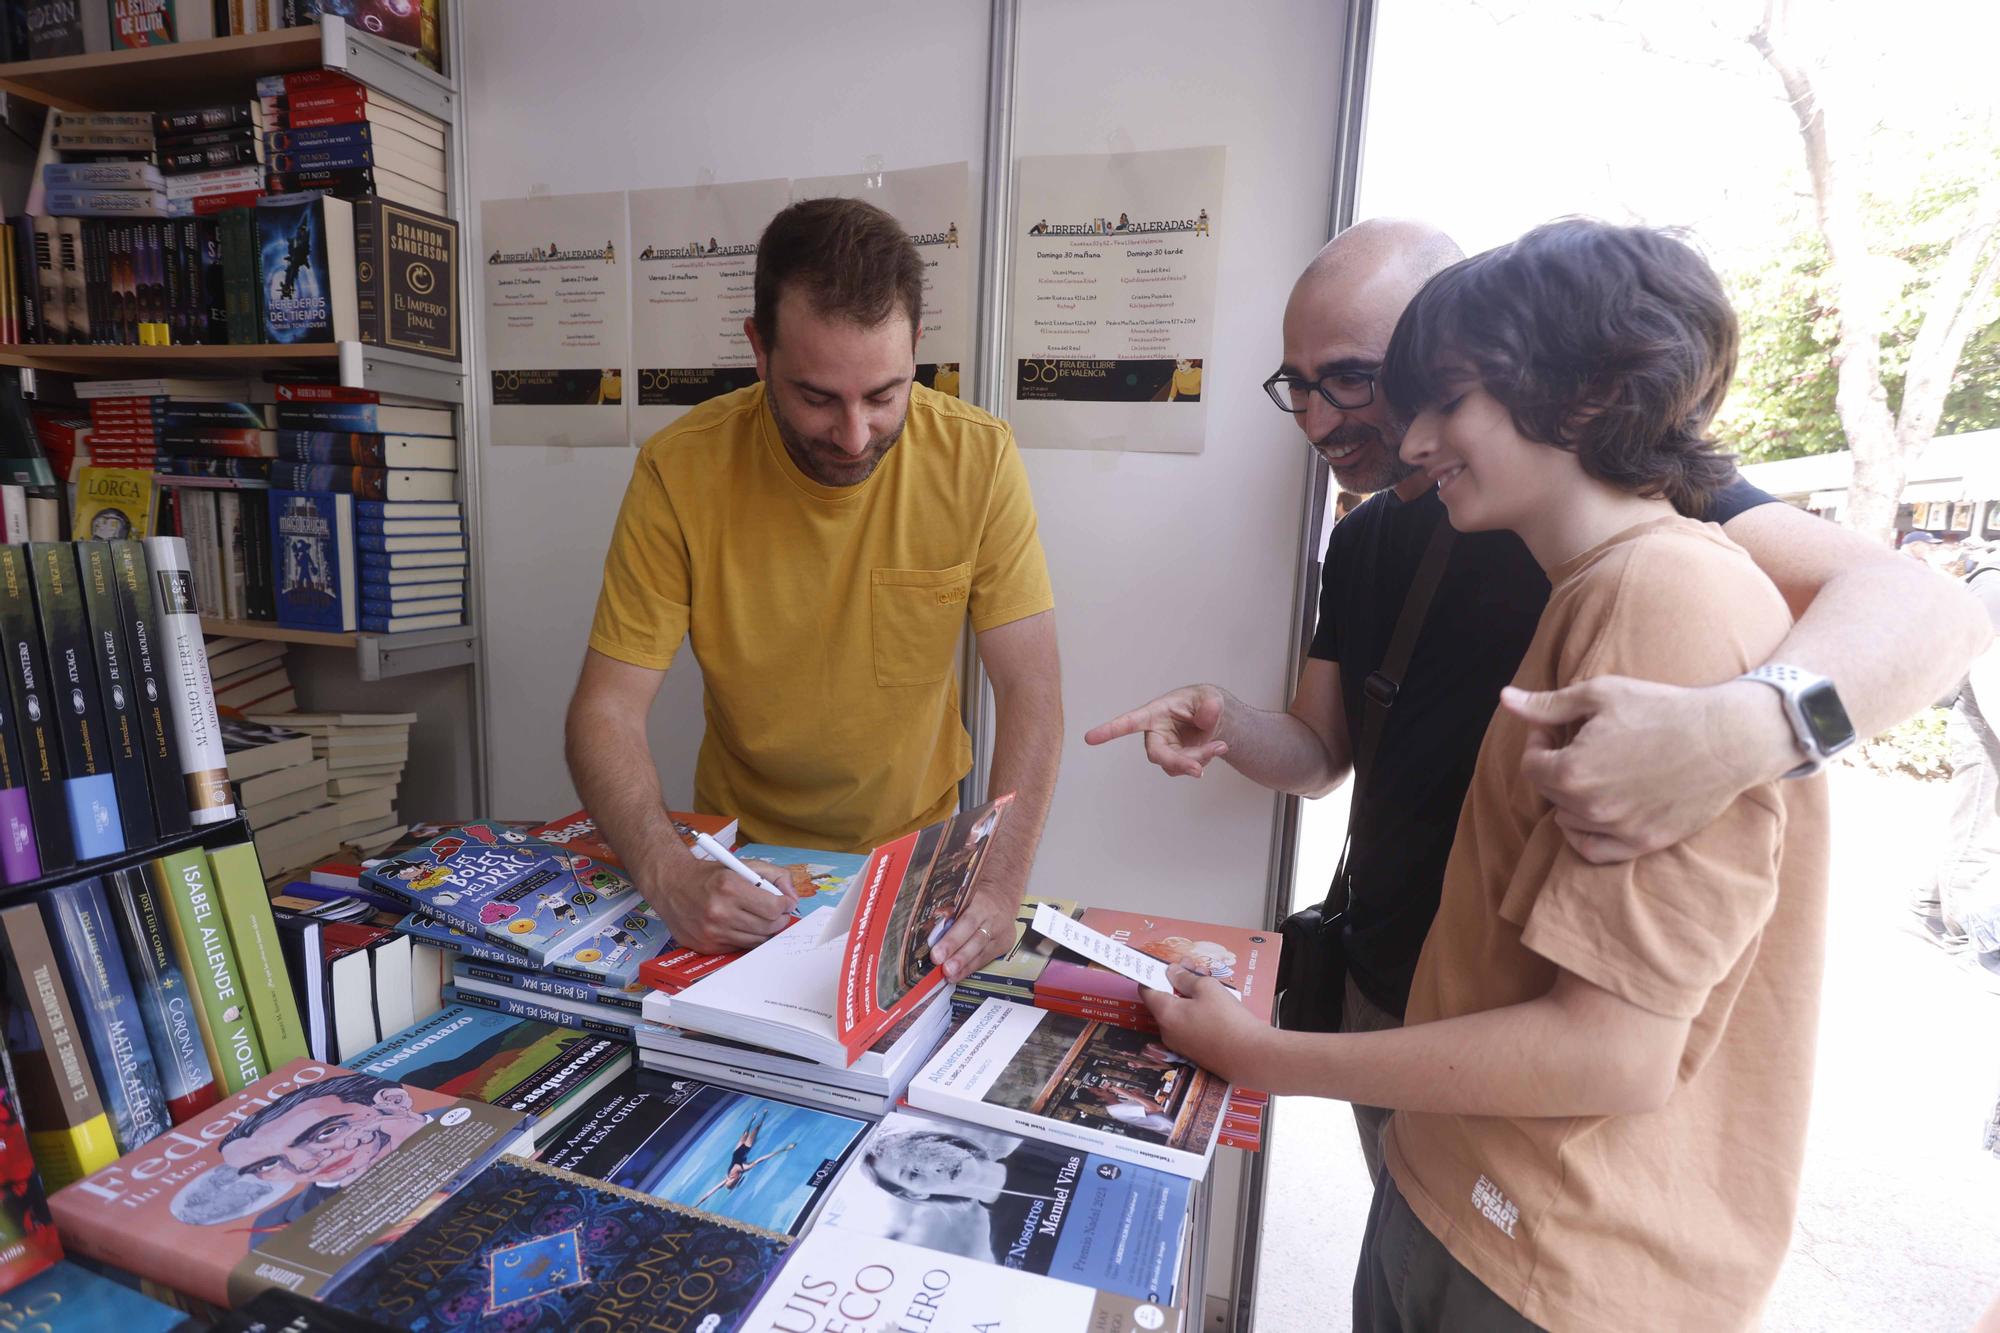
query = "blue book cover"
(36, 879, 171, 1154)
(275, 402, 455, 436)
(442, 985, 637, 1041)
(270, 489, 356, 632)
(539, 897, 671, 989)
(356, 531, 463, 554)
(323, 1156, 790, 1332)
(360, 612, 461, 633)
(815, 1108, 1193, 1303)
(265, 123, 371, 153)
(362, 823, 647, 963)
(361, 596, 462, 620)
(269, 146, 373, 173)
(355, 499, 460, 518)
(537, 1070, 870, 1237)
(103, 866, 219, 1124)
(732, 843, 866, 918)
(0, 1261, 187, 1333)
(451, 957, 644, 1012)
(257, 192, 336, 343)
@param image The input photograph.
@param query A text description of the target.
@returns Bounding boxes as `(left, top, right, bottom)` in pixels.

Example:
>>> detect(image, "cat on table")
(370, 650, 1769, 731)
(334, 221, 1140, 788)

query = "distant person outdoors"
(568, 198, 1062, 980)
(1144, 220, 1831, 1330)
(1916, 551, 2000, 985)
(1086, 217, 1991, 1181)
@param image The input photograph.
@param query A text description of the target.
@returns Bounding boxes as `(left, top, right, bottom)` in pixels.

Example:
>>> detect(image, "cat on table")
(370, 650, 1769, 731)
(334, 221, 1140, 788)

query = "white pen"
(692, 832, 799, 914)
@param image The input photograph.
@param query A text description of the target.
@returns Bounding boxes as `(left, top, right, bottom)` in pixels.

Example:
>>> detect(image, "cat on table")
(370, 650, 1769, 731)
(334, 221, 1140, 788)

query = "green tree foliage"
(1715, 150, 2000, 465)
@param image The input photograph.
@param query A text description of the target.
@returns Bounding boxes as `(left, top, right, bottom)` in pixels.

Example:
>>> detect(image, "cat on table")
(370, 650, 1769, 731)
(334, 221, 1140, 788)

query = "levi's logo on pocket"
(935, 585, 968, 606)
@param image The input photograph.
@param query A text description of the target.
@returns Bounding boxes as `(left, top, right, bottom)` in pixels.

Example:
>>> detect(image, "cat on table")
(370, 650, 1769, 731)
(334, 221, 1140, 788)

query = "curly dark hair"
(1381, 218, 1739, 515)
(753, 197, 924, 350)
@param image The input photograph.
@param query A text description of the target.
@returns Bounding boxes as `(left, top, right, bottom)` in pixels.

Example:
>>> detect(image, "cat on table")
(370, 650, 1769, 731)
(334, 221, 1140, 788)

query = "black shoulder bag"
(1275, 518, 1456, 1032)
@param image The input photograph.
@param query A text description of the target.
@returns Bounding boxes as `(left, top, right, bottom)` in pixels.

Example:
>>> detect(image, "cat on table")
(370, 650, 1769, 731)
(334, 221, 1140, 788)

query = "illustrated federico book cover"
(360, 821, 650, 964)
(47, 1058, 530, 1309)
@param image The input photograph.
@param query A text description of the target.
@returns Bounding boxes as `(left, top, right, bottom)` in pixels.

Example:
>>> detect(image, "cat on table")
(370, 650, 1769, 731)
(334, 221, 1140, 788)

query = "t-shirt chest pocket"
(871, 562, 972, 687)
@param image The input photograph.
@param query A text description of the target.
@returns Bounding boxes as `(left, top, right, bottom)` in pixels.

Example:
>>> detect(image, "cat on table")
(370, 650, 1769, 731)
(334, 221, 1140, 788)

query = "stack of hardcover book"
(258, 70, 447, 215)
(39, 113, 163, 218)
(248, 710, 411, 856)
(154, 102, 266, 215)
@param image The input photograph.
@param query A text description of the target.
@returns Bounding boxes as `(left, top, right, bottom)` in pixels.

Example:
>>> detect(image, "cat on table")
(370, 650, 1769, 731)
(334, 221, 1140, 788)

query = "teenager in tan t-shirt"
(1141, 220, 1831, 1332)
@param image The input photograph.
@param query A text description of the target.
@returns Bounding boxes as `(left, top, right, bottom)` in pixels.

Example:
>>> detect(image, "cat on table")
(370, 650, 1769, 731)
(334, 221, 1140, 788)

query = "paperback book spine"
(0, 904, 118, 1188)
(36, 878, 171, 1153)
(453, 960, 644, 1013)
(76, 541, 158, 851)
(27, 543, 124, 860)
(0, 548, 74, 875)
(139, 536, 235, 824)
(0, 601, 38, 882)
(207, 839, 308, 1066)
(442, 985, 637, 1041)
(103, 866, 220, 1124)
(152, 848, 267, 1094)
(108, 539, 193, 836)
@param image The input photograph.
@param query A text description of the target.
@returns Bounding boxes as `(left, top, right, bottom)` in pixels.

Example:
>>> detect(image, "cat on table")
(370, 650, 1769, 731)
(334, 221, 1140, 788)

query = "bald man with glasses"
(1089, 217, 1990, 1179)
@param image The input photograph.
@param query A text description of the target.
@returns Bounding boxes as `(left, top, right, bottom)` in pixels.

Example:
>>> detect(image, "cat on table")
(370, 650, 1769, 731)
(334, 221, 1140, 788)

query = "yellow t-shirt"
(588, 382, 1054, 852)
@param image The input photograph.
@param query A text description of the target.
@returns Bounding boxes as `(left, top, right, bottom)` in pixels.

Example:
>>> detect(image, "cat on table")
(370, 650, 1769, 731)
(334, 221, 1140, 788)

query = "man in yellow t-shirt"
(566, 197, 1061, 977)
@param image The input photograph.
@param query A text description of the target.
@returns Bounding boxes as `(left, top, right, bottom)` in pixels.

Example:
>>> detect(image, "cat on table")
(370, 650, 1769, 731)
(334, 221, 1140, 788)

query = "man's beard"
(770, 393, 908, 487)
(1315, 420, 1417, 494)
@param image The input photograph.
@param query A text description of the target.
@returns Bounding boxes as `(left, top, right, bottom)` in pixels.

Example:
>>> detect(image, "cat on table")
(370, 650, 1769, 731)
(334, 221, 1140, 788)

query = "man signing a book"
(566, 197, 1061, 980)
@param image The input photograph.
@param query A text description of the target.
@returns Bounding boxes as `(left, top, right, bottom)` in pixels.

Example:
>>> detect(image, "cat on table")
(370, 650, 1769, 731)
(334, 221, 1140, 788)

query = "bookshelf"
(0, 814, 253, 908)
(0, 12, 487, 811)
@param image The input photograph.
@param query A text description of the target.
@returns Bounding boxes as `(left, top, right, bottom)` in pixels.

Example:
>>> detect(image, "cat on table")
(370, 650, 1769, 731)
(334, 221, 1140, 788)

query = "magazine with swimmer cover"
(47, 1057, 530, 1309)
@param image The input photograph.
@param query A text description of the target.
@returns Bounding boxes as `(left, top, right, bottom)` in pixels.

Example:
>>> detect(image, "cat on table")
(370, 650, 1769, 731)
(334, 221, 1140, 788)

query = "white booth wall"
(464, 0, 1341, 921)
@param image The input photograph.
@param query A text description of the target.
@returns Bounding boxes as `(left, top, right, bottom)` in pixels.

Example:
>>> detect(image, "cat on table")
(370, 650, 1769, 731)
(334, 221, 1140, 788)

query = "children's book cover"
(526, 807, 739, 867)
(322, 1156, 790, 1333)
(270, 489, 355, 633)
(535, 1069, 867, 1237)
(360, 822, 644, 964)
(538, 895, 671, 989)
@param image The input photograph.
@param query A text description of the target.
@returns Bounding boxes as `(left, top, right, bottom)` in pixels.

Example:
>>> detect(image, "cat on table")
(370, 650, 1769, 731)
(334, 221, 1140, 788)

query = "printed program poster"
(480, 190, 630, 447)
(1009, 146, 1225, 454)
(628, 177, 791, 441)
(792, 162, 972, 398)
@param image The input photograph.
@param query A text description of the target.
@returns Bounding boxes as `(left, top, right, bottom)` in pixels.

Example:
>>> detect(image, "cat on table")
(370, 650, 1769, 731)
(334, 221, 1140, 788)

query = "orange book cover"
(1034, 910, 1282, 1026)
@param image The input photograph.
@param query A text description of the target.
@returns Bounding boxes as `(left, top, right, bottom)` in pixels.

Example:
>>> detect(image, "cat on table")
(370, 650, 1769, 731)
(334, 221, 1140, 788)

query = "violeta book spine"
(139, 536, 234, 825)
(151, 848, 267, 1094)
(207, 838, 309, 1067)
(103, 865, 220, 1124)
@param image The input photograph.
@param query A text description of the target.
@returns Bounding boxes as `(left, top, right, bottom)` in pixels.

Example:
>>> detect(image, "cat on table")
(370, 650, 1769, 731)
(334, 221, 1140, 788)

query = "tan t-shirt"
(1382, 516, 1831, 1333)
(587, 383, 1054, 851)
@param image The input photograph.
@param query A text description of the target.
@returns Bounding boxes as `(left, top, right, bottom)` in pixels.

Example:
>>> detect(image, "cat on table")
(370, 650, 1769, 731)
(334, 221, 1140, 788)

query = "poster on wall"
(627, 177, 791, 442)
(480, 190, 630, 447)
(792, 162, 973, 399)
(1008, 146, 1225, 454)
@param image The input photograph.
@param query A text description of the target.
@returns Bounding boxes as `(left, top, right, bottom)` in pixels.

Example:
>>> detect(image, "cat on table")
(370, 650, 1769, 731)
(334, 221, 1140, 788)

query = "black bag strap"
(1326, 515, 1457, 913)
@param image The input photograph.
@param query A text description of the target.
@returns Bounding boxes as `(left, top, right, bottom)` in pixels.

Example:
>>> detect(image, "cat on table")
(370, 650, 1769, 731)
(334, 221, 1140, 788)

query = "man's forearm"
(1216, 691, 1350, 797)
(564, 705, 697, 885)
(1247, 996, 1671, 1119)
(981, 677, 1063, 893)
(1771, 562, 1991, 741)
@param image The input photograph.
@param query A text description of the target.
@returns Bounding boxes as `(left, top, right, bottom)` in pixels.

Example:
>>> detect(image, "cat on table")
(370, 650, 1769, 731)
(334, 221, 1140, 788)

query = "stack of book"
(266, 893, 446, 1062)
(207, 634, 297, 714)
(222, 716, 344, 876)
(39, 112, 163, 218)
(258, 70, 448, 215)
(249, 710, 412, 857)
(154, 101, 267, 215)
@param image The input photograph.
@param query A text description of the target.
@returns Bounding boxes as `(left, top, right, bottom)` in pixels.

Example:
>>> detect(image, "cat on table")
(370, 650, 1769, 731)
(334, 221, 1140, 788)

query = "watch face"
(1799, 681, 1856, 751)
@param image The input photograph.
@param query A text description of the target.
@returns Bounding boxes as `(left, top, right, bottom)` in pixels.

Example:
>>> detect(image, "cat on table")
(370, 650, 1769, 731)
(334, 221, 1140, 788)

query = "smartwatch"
(1737, 665, 1857, 777)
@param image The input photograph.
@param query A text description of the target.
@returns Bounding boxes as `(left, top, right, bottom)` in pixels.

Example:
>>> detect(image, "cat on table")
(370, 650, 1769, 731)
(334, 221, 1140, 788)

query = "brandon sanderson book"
(321, 1157, 790, 1333)
(47, 1058, 532, 1309)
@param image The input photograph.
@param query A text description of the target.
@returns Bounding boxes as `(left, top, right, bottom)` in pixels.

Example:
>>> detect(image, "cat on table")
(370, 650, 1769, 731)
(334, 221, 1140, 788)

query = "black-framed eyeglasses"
(1262, 368, 1378, 414)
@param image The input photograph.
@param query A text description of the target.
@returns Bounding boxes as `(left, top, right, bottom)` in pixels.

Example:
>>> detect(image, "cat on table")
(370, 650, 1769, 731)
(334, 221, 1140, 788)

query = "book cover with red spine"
(835, 794, 1012, 1065)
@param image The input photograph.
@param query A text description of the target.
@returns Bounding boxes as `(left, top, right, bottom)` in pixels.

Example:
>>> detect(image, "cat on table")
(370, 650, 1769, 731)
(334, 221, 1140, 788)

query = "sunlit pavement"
(1255, 763, 2000, 1331)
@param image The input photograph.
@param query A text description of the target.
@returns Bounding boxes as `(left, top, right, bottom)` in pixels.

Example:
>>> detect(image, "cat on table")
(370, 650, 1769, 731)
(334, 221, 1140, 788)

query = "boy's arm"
(1145, 966, 1688, 1118)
